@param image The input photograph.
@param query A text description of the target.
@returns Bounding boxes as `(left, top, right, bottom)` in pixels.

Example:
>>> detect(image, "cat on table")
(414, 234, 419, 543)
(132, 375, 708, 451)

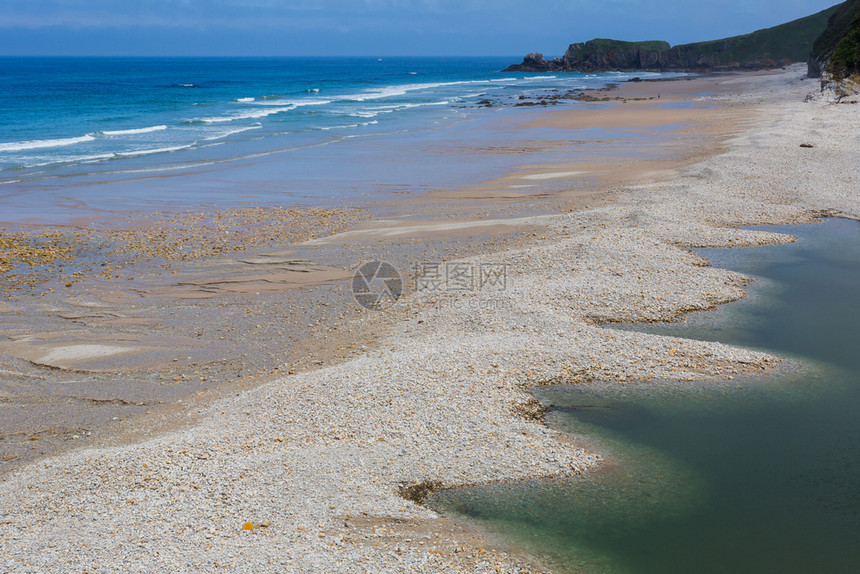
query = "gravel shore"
(1, 65, 857, 573)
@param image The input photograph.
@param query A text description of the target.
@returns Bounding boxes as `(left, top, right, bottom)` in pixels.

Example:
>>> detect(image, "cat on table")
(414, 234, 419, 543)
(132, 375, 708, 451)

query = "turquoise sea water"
(0, 58, 676, 222)
(432, 218, 860, 573)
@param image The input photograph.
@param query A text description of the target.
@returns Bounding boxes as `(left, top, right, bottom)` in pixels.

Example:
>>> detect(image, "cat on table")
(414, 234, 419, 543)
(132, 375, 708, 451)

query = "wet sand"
(0, 74, 746, 475)
(2, 66, 845, 572)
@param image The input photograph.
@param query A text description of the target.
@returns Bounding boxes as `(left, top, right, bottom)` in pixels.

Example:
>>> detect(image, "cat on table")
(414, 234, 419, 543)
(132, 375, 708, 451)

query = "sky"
(0, 0, 844, 57)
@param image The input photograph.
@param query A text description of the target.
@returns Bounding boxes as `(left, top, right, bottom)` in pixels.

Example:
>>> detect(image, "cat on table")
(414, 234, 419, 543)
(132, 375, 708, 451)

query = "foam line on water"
(99, 125, 168, 136)
(202, 124, 263, 141)
(318, 120, 378, 131)
(0, 135, 95, 153)
(114, 144, 194, 158)
(197, 106, 296, 123)
(248, 98, 333, 107)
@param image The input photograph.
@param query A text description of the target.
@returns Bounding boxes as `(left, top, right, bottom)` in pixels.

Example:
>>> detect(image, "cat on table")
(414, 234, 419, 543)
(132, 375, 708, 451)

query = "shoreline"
(2, 64, 858, 572)
(0, 72, 737, 474)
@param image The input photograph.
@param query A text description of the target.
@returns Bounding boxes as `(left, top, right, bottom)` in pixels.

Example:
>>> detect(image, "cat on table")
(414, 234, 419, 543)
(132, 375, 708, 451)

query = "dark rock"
(506, 52, 558, 72)
(398, 480, 443, 505)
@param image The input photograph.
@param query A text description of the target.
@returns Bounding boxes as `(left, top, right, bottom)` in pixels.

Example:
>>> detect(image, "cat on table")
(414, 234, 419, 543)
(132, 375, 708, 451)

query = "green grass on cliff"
(812, 0, 860, 59)
(677, 4, 840, 65)
(830, 14, 860, 77)
(585, 39, 670, 53)
(824, 1, 860, 78)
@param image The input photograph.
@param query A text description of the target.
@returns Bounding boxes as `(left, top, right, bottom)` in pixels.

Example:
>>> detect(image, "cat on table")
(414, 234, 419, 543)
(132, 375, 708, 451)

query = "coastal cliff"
(558, 40, 670, 72)
(808, 0, 860, 95)
(506, 4, 838, 73)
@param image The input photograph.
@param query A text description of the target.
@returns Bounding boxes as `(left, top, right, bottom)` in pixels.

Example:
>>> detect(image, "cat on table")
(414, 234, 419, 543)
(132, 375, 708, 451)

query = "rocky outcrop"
(506, 4, 838, 73)
(559, 40, 670, 72)
(505, 41, 670, 73)
(511, 52, 556, 72)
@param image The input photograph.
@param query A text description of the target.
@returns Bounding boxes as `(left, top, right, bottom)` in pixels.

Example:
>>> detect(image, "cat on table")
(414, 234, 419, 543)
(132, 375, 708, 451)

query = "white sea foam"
(348, 100, 448, 117)
(350, 77, 525, 103)
(198, 106, 296, 123)
(291, 98, 334, 108)
(398, 100, 450, 108)
(114, 144, 193, 158)
(318, 120, 378, 131)
(235, 78, 510, 116)
(349, 80, 482, 101)
(524, 75, 557, 80)
(100, 125, 168, 136)
(250, 98, 332, 108)
(349, 105, 401, 118)
(467, 86, 505, 96)
(76, 153, 121, 164)
(11, 152, 115, 169)
(202, 124, 263, 141)
(0, 135, 95, 153)
(236, 97, 256, 103)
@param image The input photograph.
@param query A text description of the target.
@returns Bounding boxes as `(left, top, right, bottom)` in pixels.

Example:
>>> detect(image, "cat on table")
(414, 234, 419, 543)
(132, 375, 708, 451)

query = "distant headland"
(505, 3, 840, 73)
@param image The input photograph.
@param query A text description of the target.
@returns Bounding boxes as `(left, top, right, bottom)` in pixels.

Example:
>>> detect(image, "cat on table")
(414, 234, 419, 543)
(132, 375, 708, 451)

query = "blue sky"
(0, 0, 843, 57)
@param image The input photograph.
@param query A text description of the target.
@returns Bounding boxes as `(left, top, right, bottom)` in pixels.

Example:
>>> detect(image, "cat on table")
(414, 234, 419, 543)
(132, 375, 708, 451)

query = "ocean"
(0, 57, 672, 222)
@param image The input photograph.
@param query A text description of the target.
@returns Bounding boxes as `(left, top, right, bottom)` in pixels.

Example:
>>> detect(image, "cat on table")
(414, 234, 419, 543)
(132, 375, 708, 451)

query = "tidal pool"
(431, 218, 860, 573)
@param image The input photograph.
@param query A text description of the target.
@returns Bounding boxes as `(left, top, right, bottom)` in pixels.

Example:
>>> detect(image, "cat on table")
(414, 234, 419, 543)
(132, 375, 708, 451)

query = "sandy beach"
(1, 64, 858, 572)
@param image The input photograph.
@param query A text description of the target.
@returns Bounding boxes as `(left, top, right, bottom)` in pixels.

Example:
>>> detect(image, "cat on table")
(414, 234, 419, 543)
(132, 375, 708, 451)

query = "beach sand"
(0, 72, 736, 473)
(1, 64, 858, 572)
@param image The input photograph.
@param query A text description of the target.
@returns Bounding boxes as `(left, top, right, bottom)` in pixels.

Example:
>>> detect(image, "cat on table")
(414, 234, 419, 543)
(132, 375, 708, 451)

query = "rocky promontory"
(506, 4, 838, 73)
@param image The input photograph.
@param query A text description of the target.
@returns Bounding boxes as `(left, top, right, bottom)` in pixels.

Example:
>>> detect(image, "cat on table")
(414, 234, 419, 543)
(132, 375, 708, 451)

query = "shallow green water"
(432, 218, 860, 573)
